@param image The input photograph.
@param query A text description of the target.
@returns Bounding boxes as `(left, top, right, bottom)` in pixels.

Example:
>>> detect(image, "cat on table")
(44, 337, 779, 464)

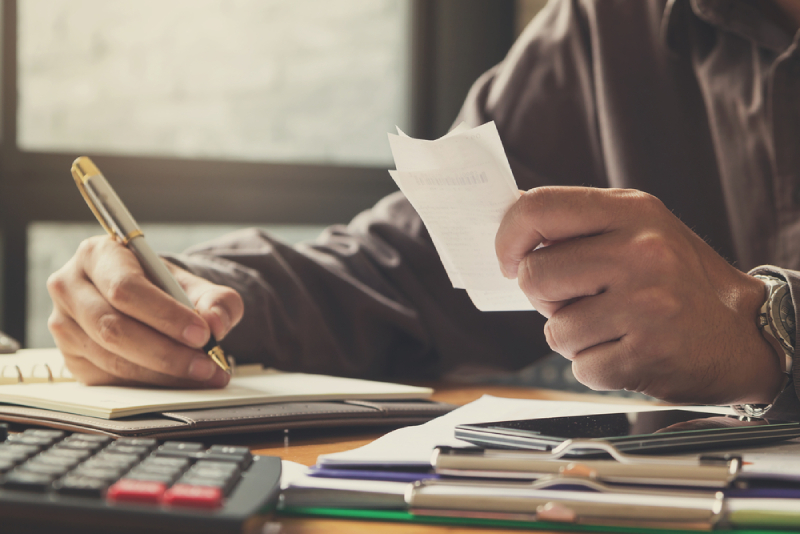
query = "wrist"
(733, 275, 786, 404)
(730, 275, 785, 404)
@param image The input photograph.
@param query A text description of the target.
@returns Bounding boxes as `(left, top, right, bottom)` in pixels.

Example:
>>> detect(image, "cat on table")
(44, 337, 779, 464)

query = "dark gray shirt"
(171, 0, 800, 412)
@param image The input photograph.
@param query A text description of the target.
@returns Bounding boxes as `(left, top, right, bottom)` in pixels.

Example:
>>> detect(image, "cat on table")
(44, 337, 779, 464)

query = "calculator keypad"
(0, 428, 253, 509)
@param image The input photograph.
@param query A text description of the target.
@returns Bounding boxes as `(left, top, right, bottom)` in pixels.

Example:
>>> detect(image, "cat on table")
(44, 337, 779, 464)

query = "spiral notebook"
(0, 349, 434, 420)
(0, 348, 74, 384)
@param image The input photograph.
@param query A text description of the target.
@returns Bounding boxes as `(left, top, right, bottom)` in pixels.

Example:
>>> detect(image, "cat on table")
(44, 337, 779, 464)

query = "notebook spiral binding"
(0, 363, 71, 383)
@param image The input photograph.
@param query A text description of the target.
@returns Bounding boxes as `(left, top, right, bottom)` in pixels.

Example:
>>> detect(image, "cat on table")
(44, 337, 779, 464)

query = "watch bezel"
(771, 282, 795, 349)
(764, 280, 794, 353)
(755, 275, 794, 375)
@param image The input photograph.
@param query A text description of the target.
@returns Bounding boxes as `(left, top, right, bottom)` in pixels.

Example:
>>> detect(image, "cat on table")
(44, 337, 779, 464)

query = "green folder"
(279, 506, 791, 534)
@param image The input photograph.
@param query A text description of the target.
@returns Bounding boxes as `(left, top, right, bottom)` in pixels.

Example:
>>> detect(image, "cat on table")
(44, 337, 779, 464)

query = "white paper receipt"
(387, 122, 535, 311)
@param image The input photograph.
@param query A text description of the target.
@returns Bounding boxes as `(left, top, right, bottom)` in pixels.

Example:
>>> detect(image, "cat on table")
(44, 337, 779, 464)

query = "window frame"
(0, 0, 515, 344)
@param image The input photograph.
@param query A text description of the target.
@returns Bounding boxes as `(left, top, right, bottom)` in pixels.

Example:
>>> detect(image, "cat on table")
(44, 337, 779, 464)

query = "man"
(47, 0, 800, 418)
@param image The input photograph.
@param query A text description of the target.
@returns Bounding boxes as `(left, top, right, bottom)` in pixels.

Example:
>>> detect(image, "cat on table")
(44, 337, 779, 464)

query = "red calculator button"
(106, 479, 166, 504)
(162, 484, 223, 509)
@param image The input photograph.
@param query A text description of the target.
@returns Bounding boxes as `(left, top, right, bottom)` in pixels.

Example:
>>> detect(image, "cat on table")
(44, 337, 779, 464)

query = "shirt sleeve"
(160, 2, 604, 381)
(165, 191, 550, 380)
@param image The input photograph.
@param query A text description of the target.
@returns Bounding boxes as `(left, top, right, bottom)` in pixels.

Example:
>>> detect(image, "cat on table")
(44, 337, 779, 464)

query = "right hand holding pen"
(47, 236, 244, 387)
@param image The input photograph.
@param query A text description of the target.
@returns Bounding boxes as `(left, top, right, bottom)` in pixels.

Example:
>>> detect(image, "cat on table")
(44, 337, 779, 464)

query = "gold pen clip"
(71, 157, 114, 238)
(71, 156, 143, 245)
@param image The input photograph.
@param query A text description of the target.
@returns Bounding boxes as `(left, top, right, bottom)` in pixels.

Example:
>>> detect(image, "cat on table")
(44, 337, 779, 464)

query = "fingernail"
(211, 306, 230, 333)
(183, 324, 209, 347)
(188, 356, 216, 381)
(206, 368, 230, 388)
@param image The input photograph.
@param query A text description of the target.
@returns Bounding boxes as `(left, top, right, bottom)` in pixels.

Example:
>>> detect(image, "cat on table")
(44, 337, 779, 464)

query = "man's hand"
(496, 186, 783, 405)
(47, 236, 244, 388)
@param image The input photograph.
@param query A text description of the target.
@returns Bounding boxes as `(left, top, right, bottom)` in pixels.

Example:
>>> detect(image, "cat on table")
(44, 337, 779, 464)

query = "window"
(19, 0, 410, 166)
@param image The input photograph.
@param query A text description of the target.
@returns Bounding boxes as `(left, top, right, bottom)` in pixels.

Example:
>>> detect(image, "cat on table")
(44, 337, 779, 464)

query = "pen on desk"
(70, 156, 231, 374)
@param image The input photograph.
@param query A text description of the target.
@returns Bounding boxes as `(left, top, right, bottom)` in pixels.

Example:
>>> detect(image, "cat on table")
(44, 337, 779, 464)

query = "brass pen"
(70, 156, 230, 374)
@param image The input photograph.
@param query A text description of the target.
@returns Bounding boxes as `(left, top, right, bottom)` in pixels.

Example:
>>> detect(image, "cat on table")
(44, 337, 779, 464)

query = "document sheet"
(318, 395, 733, 468)
(388, 122, 535, 311)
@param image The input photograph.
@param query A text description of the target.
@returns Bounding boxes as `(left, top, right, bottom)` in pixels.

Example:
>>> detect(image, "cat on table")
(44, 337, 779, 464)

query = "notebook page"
(0, 372, 433, 419)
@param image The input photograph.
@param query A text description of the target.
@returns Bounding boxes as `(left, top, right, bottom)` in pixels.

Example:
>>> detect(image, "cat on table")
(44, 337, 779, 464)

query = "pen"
(70, 156, 231, 374)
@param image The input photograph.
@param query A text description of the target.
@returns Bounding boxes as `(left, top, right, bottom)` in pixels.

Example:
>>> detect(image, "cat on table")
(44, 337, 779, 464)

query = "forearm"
(166, 192, 550, 380)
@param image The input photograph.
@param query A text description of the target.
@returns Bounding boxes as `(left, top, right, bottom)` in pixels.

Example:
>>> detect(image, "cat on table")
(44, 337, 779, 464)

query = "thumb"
(166, 261, 244, 341)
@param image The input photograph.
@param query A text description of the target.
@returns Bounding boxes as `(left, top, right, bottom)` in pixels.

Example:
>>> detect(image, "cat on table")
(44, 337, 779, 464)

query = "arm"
(166, 192, 551, 379)
(48, 192, 552, 386)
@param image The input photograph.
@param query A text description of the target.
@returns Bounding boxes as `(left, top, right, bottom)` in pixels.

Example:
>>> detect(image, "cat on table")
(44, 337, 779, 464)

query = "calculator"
(0, 424, 281, 533)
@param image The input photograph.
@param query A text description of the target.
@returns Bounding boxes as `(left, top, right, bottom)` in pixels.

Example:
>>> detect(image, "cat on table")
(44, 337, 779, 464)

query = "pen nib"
(207, 345, 232, 375)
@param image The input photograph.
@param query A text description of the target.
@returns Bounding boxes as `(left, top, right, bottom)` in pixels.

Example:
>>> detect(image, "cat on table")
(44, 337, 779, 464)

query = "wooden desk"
(248, 384, 649, 533)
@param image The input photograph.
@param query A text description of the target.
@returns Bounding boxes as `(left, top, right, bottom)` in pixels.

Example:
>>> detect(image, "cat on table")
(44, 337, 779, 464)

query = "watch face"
(778, 288, 796, 345)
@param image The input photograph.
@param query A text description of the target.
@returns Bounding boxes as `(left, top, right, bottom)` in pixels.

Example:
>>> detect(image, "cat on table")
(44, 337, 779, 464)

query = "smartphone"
(455, 409, 800, 455)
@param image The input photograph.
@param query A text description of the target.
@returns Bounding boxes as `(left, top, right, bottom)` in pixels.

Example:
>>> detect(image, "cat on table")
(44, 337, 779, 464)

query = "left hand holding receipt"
(47, 158, 244, 387)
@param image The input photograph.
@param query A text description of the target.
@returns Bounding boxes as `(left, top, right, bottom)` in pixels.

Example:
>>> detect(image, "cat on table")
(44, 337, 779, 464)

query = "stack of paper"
(280, 396, 800, 530)
(387, 123, 535, 311)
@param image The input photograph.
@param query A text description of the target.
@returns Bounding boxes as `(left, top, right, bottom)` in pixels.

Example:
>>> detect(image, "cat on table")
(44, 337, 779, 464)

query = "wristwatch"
(733, 274, 795, 418)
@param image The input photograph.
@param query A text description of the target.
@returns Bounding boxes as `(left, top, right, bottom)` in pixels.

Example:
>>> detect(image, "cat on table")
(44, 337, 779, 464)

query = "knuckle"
(47, 311, 68, 337)
(573, 364, 616, 391)
(630, 232, 681, 272)
(106, 272, 141, 308)
(149, 351, 187, 378)
(220, 288, 244, 320)
(46, 271, 67, 298)
(516, 256, 538, 298)
(518, 187, 556, 217)
(535, 301, 558, 319)
(75, 238, 94, 257)
(76, 235, 103, 258)
(518, 252, 557, 303)
(525, 185, 559, 204)
(572, 349, 635, 392)
(96, 311, 125, 347)
(569, 360, 599, 389)
(152, 350, 178, 374)
(634, 286, 682, 320)
(542, 320, 564, 356)
(152, 316, 179, 339)
(639, 191, 665, 212)
(622, 189, 663, 210)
